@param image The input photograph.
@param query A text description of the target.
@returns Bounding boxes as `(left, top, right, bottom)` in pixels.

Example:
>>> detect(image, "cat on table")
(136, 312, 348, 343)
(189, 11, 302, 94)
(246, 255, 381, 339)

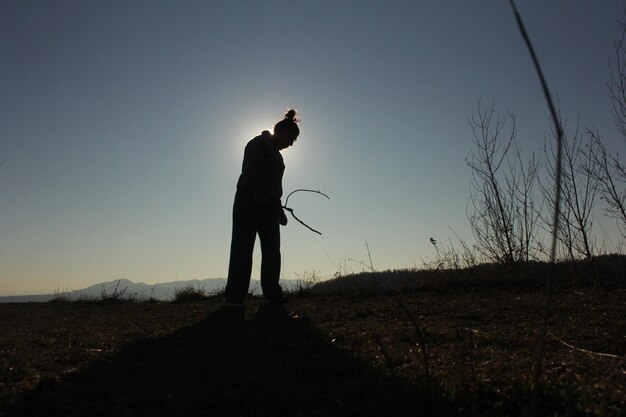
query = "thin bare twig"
(508, 0, 564, 264)
(283, 207, 322, 235)
(365, 241, 375, 271)
(548, 332, 622, 359)
(508, 2, 564, 415)
(284, 188, 329, 207)
(282, 189, 330, 235)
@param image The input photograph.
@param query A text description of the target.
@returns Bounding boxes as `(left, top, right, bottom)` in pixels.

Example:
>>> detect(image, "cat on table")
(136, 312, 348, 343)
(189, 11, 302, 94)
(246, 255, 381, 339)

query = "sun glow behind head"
(229, 120, 272, 159)
(236, 120, 305, 160)
(223, 108, 314, 188)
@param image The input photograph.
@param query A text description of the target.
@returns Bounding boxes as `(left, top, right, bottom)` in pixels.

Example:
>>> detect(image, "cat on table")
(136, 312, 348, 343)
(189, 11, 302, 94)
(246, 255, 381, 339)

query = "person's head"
(273, 109, 300, 150)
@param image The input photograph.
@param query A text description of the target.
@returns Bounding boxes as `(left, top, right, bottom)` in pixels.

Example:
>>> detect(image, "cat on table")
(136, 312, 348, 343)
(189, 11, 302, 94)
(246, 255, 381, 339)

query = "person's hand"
(279, 208, 288, 226)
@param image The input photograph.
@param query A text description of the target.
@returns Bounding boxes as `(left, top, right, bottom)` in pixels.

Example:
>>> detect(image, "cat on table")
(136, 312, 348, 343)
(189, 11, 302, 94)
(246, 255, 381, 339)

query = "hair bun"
(274, 108, 300, 136)
(285, 109, 297, 121)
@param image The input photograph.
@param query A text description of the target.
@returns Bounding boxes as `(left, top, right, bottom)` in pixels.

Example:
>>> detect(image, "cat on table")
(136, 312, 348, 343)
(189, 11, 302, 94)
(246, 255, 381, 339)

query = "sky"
(1, 1, 625, 295)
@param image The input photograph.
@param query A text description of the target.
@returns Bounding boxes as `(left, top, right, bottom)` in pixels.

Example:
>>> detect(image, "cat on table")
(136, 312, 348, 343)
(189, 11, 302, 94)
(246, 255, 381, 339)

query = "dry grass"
(0, 279, 624, 416)
(172, 285, 210, 303)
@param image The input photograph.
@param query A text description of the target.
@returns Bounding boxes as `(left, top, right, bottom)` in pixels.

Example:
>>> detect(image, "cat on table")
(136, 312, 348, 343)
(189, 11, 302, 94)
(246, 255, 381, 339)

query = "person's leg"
(258, 203, 284, 302)
(225, 191, 257, 303)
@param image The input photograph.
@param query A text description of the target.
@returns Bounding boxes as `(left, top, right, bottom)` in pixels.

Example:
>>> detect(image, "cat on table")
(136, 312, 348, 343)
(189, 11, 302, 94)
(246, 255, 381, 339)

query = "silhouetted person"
(224, 109, 300, 305)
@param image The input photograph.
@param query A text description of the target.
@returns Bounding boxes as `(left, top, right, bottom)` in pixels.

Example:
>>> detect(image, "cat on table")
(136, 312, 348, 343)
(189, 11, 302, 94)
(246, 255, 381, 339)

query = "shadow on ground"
(5, 304, 454, 416)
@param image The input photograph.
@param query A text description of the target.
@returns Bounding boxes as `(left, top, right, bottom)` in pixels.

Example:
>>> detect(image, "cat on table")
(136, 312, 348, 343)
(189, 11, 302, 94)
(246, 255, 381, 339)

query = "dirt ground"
(0, 289, 624, 416)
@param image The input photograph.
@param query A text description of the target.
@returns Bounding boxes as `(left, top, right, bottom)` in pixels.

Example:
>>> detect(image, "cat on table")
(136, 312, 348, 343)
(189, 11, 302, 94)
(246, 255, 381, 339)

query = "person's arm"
(238, 138, 269, 204)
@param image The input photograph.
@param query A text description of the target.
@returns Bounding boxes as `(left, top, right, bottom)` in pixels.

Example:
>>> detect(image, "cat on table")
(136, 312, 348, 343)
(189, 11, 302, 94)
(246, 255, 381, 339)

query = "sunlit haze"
(1, 1, 624, 295)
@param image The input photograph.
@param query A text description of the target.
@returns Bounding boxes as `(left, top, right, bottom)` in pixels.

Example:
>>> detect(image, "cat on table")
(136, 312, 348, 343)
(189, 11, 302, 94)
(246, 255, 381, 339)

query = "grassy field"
(0, 270, 624, 417)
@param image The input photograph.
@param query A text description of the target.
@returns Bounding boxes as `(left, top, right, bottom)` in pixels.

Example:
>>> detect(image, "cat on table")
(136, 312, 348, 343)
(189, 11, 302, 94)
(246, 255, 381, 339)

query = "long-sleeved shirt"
(236, 130, 285, 204)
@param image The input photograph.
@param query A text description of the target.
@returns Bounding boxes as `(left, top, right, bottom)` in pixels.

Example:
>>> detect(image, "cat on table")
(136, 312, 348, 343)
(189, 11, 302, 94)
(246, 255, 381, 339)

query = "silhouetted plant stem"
(347, 242, 376, 273)
(365, 241, 375, 272)
(508, 1, 564, 415)
(282, 188, 329, 235)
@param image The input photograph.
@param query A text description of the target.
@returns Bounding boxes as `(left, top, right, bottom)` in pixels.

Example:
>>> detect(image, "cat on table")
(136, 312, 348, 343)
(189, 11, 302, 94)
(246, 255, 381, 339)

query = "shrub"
(172, 285, 208, 303)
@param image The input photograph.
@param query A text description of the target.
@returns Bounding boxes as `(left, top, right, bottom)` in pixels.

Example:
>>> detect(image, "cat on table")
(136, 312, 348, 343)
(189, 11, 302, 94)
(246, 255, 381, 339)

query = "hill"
(0, 277, 304, 303)
(310, 254, 626, 295)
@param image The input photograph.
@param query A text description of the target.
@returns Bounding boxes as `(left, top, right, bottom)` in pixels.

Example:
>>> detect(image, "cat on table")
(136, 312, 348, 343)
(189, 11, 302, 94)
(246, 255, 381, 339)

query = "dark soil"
(0, 288, 624, 416)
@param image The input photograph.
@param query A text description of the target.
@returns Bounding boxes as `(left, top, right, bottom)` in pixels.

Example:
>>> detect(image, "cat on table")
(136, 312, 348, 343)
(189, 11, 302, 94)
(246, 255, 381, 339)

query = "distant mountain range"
(0, 278, 304, 303)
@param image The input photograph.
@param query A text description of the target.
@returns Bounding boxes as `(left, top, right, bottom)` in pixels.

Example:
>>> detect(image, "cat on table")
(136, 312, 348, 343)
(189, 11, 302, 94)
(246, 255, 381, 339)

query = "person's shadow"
(6, 304, 453, 416)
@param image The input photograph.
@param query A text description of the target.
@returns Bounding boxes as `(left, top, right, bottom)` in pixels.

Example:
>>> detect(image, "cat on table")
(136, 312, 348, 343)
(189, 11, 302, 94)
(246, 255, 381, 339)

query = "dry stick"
(508, 1, 564, 415)
(282, 189, 330, 235)
(347, 241, 376, 272)
(283, 207, 322, 235)
(547, 332, 622, 360)
(365, 240, 375, 271)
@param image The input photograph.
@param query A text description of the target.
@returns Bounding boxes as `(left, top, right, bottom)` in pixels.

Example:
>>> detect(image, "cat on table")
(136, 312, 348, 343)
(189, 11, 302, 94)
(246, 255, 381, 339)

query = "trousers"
(225, 189, 284, 302)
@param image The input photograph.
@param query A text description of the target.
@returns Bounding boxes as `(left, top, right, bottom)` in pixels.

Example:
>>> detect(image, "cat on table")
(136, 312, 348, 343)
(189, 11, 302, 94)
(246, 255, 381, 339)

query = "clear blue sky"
(1, 1, 624, 295)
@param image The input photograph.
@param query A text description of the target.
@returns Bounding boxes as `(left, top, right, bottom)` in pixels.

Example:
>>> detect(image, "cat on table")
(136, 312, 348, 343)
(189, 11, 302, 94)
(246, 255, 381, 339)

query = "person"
(224, 109, 300, 305)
